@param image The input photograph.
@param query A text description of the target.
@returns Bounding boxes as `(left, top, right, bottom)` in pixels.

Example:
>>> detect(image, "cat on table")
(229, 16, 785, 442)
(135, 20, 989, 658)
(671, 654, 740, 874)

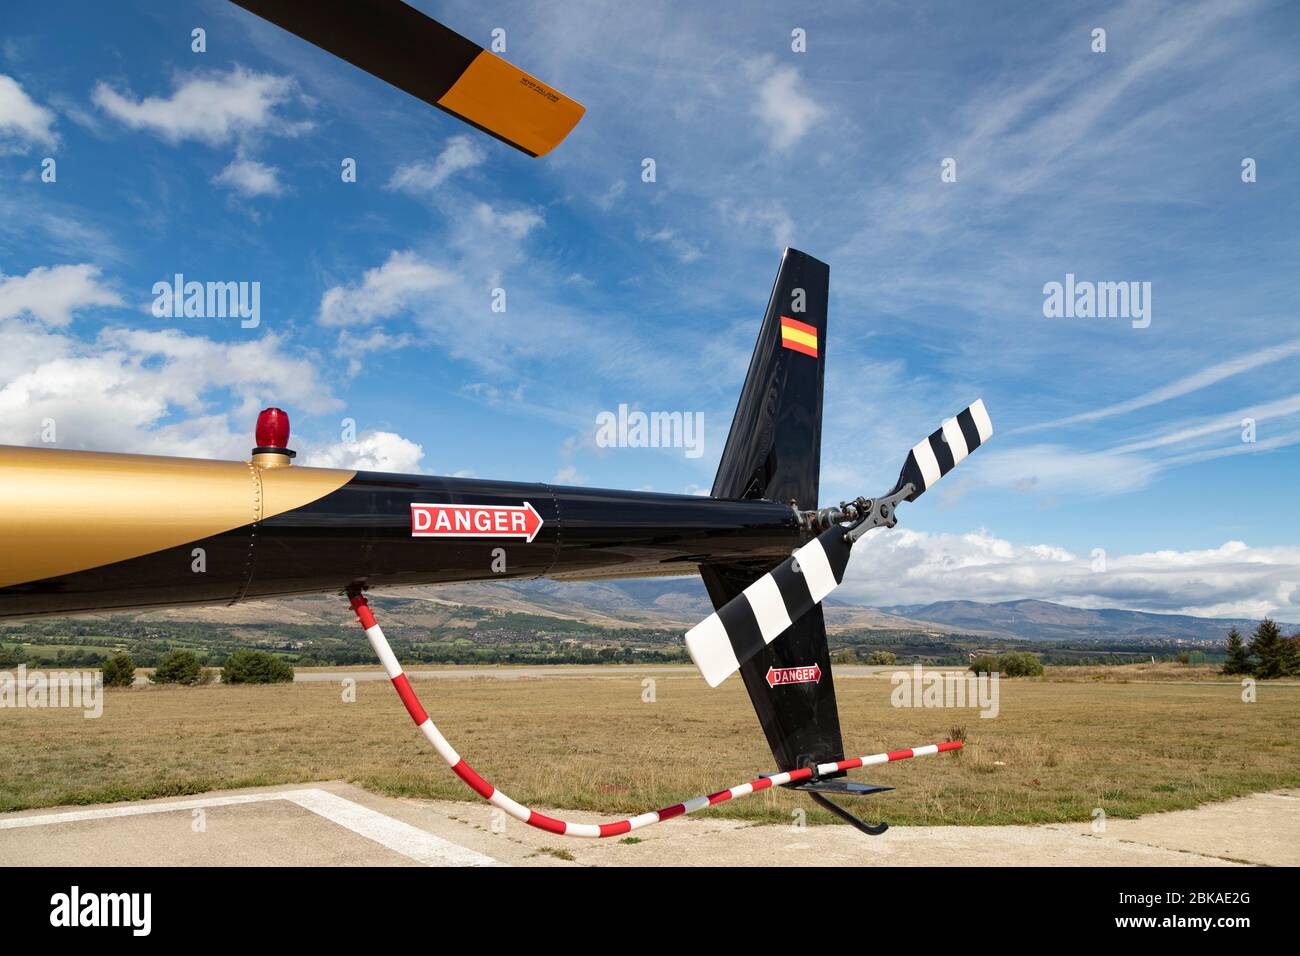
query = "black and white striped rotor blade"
(685, 525, 852, 687)
(893, 398, 992, 501)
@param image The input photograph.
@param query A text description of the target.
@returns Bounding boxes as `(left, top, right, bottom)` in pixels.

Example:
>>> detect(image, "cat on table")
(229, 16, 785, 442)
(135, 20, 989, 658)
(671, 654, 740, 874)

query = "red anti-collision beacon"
(252, 407, 295, 466)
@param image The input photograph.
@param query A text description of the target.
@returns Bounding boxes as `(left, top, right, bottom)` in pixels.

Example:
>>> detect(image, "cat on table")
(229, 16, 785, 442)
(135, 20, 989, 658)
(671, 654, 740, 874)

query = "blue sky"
(2, 0, 1299, 618)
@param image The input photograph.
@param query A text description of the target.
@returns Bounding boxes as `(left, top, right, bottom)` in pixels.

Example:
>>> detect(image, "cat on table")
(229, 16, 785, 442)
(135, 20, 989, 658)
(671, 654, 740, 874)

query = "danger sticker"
(411, 502, 543, 542)
(765, 664, 822, 688)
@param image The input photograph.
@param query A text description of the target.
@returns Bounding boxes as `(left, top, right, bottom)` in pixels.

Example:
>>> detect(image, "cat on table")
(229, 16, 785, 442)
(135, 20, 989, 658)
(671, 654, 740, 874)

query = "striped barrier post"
(349, 593, 962, 838)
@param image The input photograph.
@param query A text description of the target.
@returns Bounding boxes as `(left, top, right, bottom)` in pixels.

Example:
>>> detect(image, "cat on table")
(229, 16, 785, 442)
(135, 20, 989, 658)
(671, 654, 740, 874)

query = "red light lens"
(255, 407, 290, 448)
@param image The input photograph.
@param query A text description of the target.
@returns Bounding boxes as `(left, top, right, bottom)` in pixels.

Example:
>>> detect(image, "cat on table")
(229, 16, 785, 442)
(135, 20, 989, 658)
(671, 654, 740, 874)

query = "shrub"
(864, 651, 897, 666)
(222, 649, 294, 684)
(101, 653, 136, 688)
(998, 652, 1044, 677)
(969, 655, 999, 675)
(0, 644, 27, 668)
(150, 650, 203, 685)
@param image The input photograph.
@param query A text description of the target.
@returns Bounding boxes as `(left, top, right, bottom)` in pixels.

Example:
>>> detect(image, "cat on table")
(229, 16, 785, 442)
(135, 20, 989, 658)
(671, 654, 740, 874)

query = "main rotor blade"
(892, 398, 992, 501)
(686, 525, 852, 688)
(229, 0, 584, 157)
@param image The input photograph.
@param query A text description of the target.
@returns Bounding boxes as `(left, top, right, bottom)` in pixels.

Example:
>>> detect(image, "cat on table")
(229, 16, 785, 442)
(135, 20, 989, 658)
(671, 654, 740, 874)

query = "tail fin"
(711, 247, 828, 511)
(702, 248, 844, 772)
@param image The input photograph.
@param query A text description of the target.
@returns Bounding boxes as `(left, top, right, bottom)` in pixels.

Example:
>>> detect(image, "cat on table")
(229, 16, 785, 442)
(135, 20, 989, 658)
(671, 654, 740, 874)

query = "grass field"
(1, 667, 1296, 826)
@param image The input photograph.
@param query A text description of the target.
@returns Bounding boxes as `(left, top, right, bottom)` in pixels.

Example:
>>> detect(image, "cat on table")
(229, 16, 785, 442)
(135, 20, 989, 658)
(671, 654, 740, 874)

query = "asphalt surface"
(2, 782, 1294, 867)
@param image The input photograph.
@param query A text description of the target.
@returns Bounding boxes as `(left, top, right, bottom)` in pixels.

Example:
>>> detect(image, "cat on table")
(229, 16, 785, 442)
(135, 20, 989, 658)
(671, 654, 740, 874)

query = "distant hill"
(93, 580, 1293, 645)
(114, 577, 934, 635)
(878, 598, 1297, 643)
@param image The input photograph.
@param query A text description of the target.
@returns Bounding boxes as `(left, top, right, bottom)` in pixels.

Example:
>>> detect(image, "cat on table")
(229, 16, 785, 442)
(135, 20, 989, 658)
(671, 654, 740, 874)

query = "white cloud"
(212, 157, 283, 197)
(304, 430, 425, 473)
(92, 66, 306, 145)
(1018, 337, 1300, 433)
(0, 74, 57, 152)
(840, 527, 1300, 620)
(635, 226, 703, 263)
(595, 180, 626, 210)
(748, 58, 825, 150)
(970, 443, 1160, 496)
(471, 202, 544, 240)
(0, 264, 122, 326)
(552, 464, 587, 485)
(387, 135, 485, 192)
(717, 200, 795, 248)
(317, 251, 455, 327)
(0, 318, 340, 459)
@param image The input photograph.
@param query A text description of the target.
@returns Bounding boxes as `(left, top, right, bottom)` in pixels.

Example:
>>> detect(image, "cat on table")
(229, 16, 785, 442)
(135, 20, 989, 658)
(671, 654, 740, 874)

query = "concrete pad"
(2, 782, 1293, 867)
(412, 798, 1250, 867)
(1058, 788, 1300, 866)
(0, 782, 505, 867)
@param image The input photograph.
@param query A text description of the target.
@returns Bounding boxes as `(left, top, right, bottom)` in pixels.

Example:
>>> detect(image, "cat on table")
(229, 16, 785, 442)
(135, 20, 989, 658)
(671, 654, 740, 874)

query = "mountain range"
(110, 577, 1294, 645)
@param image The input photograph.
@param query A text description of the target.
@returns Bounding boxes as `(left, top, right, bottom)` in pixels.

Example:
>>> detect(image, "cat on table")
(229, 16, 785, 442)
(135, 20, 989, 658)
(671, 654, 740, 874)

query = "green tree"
(150, 649, 203, 685)
(865, 650, 897, 666)
(221, 649, 294, 684)
(1221, 627, 1251, 675)
(969, 654, 1000, 675)
(1248, 619, 1286, 679)
(998, 652, 1044, 677)
(1279, 635, 1300, 678)
(101, 653, 137, 688)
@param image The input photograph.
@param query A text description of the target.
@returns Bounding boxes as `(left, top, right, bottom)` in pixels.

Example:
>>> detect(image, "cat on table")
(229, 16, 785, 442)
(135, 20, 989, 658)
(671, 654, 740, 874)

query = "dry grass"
(1042, 662, 1255, 682)
(1, 668, 1296, 826)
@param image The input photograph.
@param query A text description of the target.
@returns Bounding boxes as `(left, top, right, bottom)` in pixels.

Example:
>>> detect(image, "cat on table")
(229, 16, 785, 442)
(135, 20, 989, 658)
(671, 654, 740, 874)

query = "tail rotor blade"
(686, 525, 851, 687)
(685, 398, 993, 687)
(893, 398, 992, 501)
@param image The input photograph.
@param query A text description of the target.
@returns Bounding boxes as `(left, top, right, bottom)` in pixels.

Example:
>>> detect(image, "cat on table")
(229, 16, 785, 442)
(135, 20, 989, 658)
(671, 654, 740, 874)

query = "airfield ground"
(3, 780, 1295, 866)
(1, 664, 1296, 843)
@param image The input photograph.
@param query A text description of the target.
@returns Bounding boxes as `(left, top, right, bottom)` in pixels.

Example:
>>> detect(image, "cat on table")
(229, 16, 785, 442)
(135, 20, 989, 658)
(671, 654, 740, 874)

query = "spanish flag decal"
(779, 315, 819, 357)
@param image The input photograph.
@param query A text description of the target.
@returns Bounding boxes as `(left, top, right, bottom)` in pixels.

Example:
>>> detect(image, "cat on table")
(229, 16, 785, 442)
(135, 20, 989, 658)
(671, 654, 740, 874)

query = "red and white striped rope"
(349, 594, 962, 838)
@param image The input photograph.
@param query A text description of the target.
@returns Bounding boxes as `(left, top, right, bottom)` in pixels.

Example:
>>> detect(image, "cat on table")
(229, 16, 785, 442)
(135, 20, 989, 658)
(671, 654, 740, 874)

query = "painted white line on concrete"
(0, 788, 498, 868)
(284, 789, 498, 867)
(0, 792, 275, 829)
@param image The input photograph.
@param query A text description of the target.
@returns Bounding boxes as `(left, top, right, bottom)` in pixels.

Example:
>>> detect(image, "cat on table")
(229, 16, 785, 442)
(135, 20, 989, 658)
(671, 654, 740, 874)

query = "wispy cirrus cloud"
(1017, 337, 1300, 433)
